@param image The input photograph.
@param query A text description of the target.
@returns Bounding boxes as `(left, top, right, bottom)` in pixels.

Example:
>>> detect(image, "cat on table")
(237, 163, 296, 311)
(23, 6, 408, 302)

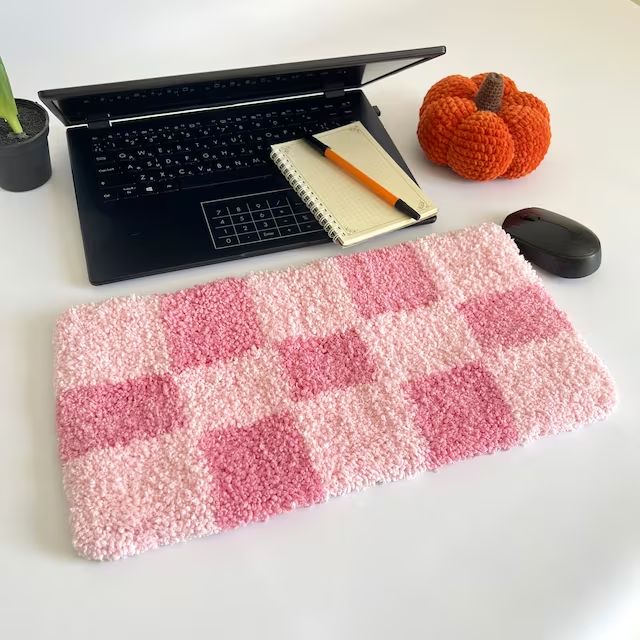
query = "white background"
(1, 1, 639, 638)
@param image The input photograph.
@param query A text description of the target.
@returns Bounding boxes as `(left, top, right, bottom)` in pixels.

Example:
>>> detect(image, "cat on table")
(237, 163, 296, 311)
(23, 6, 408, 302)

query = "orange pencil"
(303, 135, 421, 221)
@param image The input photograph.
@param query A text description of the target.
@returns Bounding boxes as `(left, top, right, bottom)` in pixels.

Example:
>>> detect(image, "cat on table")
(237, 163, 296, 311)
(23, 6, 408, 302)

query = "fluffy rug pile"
(55, 223, 616, 560)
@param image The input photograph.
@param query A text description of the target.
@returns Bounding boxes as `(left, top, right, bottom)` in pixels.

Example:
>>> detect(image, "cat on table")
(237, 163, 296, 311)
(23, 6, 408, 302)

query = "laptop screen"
(39, 47, 445, 126)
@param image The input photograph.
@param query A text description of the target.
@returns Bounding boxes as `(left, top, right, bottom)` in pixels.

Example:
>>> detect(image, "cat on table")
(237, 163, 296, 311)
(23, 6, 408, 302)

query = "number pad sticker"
(201, 189, 322, 250)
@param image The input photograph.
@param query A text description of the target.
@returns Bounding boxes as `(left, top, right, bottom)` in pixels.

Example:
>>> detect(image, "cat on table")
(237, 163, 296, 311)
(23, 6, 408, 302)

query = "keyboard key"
(277, 215, 296, 226)
(98, 173, 134, 189)
(255, 219, 276, 230)
(118, 185, 140, 199)
(96, 163, 118, 175)
(236, 222, 256, 235)
(259, 229, 281, 241)
(268, 197, 288, 208)
(237, 232, 259, 244)
(229, 203, 249, 215)
(298, 221, 321, 233)
(294, 212, 316, 224)
(159, 181, 179, 192)
(271, 206, 290, 218)
(230, 158, 250, 170)
(232, 212, 252, 224)
(179, 174, 221, 189)
(98, 190, 118, 203)
(251, 209, 272, 222)
(278, 225, 300, 236)
(216, 235, 239, 248)
(211, 216, 233, 229)
(119, 160, 141, 172)
(212, 225, 236, 239)
(249, 156, 269, 167)
(204, 205, 228, 217)
(180, 167, 270, 189)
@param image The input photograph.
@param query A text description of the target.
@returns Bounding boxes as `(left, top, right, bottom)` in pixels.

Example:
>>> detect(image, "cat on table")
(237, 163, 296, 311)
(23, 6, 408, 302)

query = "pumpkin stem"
(475, 73, 504, 112)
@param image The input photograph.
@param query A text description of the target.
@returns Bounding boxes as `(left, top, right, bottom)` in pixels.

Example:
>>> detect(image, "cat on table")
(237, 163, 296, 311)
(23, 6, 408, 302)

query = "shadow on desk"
(22, 311, 75, 558)
(46, 150, 90, 289)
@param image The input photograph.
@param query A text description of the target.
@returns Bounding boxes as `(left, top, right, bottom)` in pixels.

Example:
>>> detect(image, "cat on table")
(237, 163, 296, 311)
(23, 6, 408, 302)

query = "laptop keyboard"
(90, 97, 356, 203)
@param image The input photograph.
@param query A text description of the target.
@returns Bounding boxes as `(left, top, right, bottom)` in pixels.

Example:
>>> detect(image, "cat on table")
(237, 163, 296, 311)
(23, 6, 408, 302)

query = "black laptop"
(39, 47, 445, 285)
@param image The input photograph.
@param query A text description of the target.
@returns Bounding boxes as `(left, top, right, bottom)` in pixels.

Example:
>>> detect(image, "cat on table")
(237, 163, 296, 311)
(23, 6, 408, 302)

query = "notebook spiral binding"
(270, 149, 342, 243)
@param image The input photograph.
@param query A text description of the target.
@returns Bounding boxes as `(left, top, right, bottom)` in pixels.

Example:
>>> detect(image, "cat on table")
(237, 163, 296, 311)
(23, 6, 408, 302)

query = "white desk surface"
(2, 0, 639, 637)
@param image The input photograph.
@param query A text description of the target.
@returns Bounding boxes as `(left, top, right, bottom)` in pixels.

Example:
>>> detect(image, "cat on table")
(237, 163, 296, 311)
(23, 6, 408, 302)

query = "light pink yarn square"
(200, 413, 324, 530)
(485, 332, 618, 441)
(360, 300, 482, 383)
(57, 374, 186, 461)
(294, 383, 427, 496)
(161, 278, 262, 373)
(63, 430, 217, 560)
(55, 295, 170, 390)
(277, 329, 377, 400)
(175, 348, 291, 433)
(406, 363, 519, 469)
(418, 223, 536, 303)
(248, 260, 359, 341)
(459, 283, 573, 350)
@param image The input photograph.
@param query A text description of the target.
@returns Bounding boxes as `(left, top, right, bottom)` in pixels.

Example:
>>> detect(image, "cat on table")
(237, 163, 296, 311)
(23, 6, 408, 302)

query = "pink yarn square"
(406, 363, 519, 469)
(248, 260, 359, 341)
(338, 243, 439, 318)
(57, 374, 186, 461)
(160, 279, 262, 373)
(418, 223, 536, 303)
(459, 283, 573, 350)
(360, 300, 482, 383)
(294, 383, 427, 496)
(485, 332, 617, 441)
(200, 413, 324, 530)
(176, 348, 291, 433)
(277, 329, 377, 400)
(55, 295, 170, 390)
(63, 430, 217, 560)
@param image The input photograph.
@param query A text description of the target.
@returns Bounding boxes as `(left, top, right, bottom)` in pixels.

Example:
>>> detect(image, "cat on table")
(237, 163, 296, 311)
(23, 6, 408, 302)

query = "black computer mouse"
(502, 208, 601, 278)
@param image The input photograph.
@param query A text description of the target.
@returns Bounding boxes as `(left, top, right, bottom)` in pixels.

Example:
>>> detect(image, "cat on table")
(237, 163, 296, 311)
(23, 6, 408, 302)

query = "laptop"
(39, 47, 446, 285)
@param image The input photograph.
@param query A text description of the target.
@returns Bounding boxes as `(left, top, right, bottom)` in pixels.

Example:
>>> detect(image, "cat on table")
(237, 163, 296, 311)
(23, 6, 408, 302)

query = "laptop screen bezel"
(38, 46, 446, 127)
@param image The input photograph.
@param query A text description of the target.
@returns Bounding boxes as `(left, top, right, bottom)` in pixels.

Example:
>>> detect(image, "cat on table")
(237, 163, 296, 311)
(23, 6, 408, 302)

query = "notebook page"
(273, 122, 436, 245)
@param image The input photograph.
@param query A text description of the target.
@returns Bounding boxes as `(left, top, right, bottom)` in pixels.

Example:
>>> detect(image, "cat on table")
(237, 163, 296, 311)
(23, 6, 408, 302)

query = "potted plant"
(0, 57, 51, 191)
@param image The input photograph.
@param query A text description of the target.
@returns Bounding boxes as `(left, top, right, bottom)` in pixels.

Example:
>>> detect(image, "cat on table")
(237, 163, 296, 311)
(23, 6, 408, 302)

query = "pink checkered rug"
(55, 223, 616, 560)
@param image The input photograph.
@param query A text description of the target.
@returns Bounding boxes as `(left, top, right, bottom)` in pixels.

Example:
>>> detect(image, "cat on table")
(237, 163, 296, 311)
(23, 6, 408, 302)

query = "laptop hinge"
(87, 115, 111, 130)
(323, 85, 345, 99)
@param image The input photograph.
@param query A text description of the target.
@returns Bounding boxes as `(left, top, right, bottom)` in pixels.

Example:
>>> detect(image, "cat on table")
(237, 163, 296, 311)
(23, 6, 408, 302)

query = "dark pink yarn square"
(277, 329, 377, 400)
(200, 413, 324, 530)
(161, 279, 263, 372)
(339, 244, 439, 318)
(458, 283, 573, 350)
(57, 374, 186, 461)
(407, 363, 519, 469)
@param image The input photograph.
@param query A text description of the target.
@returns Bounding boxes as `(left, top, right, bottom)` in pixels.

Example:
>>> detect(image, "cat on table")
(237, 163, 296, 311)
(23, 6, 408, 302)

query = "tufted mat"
(54, 223, 616, 560)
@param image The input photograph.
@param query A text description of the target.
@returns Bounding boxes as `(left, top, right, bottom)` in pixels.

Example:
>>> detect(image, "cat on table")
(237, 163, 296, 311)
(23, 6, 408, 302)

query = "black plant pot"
(0, 98, 52, 192)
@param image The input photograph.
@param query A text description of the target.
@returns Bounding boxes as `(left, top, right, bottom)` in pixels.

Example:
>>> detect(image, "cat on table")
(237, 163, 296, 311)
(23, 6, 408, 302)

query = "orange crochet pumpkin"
(417, 73, 551, 180)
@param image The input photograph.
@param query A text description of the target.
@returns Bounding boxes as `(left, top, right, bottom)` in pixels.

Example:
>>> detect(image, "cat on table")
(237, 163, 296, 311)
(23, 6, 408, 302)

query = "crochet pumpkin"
(417, 73, 551, 180)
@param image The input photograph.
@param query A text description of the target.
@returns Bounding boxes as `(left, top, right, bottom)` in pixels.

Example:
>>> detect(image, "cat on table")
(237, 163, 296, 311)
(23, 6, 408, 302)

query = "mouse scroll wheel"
(523, 215, 539, 222)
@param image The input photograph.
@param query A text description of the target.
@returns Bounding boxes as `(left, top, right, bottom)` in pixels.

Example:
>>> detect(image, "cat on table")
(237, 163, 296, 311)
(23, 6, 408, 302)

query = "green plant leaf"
(0, 57, 23, 135)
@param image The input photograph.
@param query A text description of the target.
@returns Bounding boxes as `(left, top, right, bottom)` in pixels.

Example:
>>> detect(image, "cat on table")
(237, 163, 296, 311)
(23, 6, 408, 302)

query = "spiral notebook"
(270, 121, 437, 246)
